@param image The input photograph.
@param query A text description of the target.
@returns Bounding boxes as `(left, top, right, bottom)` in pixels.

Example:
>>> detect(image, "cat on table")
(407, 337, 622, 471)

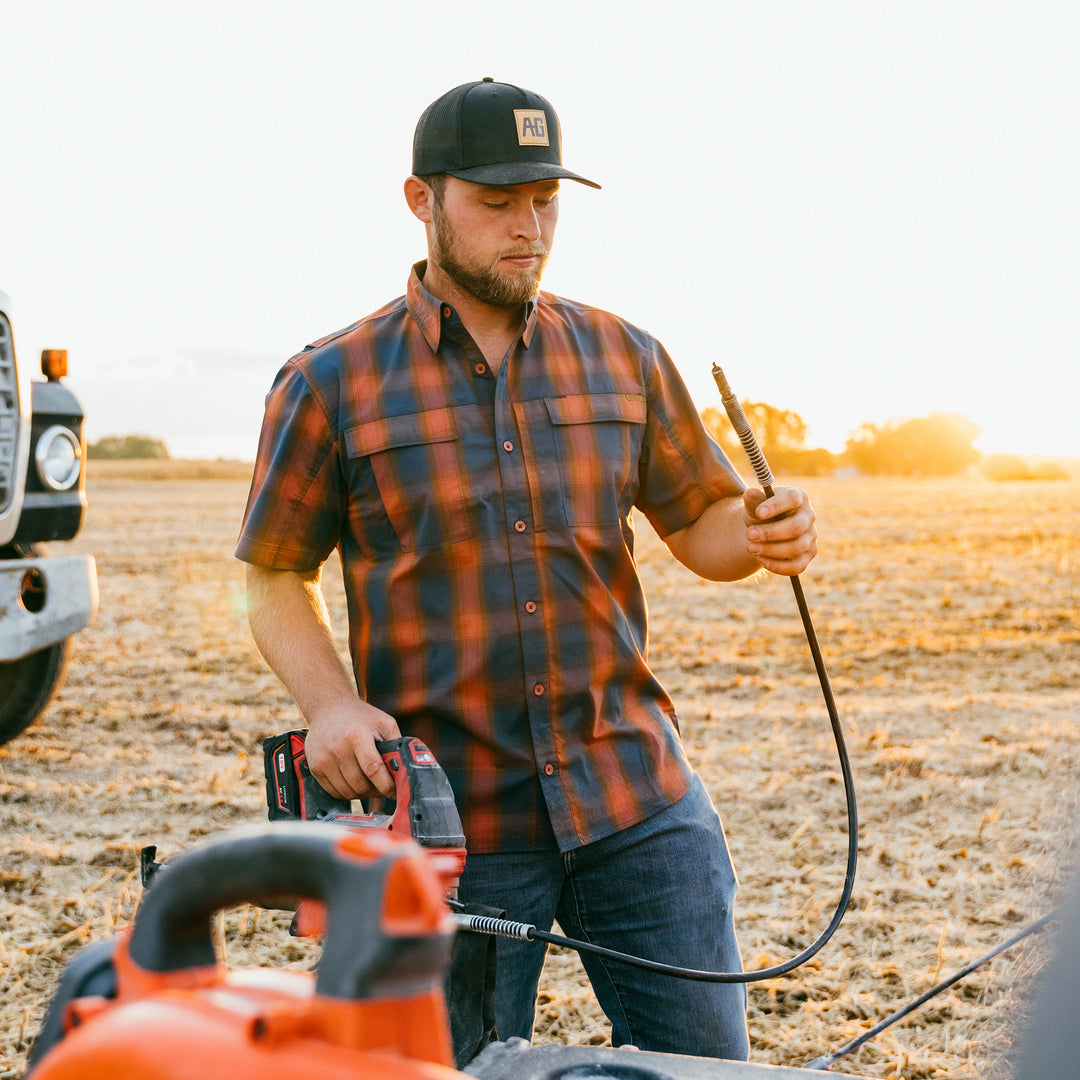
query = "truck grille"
(0, 314, 16, 514)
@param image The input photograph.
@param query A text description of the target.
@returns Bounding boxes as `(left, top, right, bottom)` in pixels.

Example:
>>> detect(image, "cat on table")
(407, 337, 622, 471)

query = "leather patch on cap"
(514, 109, 550, 146)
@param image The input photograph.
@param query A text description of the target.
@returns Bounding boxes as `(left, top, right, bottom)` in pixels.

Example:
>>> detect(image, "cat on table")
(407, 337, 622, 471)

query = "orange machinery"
(27, 824, 467, 1080)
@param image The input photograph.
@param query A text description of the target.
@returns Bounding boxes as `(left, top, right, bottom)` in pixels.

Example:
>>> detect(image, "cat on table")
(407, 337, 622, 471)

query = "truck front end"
(0, 292, 98, 743)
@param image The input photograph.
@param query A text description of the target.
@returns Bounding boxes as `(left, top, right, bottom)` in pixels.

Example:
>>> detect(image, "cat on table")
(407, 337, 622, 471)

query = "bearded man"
(237, 78, 818, 1065)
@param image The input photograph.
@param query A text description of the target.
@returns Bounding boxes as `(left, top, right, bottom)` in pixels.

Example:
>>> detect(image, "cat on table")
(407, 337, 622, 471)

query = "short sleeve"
(635, 340, 745, 537)
(235, 359, 346, 570)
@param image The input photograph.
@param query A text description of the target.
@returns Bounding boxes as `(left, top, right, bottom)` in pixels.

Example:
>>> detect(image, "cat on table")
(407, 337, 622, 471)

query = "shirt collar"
(406, 261, 444, 352)
(406, 260, 542, 352)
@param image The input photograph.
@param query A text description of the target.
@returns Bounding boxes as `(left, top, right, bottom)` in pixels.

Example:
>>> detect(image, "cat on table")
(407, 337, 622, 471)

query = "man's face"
(429, 177, 559, 307)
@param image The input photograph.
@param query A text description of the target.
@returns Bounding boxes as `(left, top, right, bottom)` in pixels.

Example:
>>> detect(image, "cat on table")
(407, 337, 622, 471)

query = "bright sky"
(2, 1, 1077, 460)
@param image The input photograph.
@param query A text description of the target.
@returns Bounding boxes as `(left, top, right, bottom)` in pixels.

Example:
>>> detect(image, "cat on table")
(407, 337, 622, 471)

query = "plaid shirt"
(237, 263, 743, 853)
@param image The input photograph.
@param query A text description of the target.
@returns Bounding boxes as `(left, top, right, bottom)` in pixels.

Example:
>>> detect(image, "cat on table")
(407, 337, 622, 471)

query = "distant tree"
(88, 434, 171, 460)
(983, 453, 1035, 481)
(700, 405, 743, 460)
(701, 401, 837, 477)
(983, 454, 1069, 481)
(845, 413, 980, 476)
(782, 446, 839, 477)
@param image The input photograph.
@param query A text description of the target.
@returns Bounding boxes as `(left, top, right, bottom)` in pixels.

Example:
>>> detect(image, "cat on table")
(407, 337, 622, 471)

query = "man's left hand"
(741, 486, 818, 576)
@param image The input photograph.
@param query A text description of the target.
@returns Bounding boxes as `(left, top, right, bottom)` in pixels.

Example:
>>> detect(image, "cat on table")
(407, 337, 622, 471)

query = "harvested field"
(2, 464, 1079, 1078)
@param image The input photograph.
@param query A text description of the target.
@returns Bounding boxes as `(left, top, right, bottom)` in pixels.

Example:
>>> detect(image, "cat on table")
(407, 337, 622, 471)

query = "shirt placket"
(493, 350, 571, 841)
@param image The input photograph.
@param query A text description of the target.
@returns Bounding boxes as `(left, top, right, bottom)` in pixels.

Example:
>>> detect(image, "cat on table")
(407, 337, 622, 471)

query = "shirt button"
(474, 362, 487, 375)
(533, 683, 545, 696)
(514, 520, 527, 533)
(442, 305, 452, 318)
(543, 763, 555, 776)
(525, 601, 537, 614)
(502, 440, 514, 452)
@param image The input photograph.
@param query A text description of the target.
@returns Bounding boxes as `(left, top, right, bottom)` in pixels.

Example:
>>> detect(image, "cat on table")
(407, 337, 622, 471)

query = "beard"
(432, 209, 550, 307)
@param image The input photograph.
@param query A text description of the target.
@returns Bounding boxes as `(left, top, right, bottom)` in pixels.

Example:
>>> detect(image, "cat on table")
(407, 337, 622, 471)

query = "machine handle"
(127, 824, 451, 1000)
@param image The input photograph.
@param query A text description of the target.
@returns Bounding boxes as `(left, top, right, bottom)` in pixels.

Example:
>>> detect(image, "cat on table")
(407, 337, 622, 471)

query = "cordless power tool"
(262, 731, 467, 930)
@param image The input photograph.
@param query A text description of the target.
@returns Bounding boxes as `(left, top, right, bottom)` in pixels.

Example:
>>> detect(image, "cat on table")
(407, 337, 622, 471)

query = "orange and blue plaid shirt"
(237, 263, 744, 853)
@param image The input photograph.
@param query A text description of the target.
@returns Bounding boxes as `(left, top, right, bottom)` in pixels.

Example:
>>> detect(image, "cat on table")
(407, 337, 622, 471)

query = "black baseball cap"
(412, 78, 601, 189)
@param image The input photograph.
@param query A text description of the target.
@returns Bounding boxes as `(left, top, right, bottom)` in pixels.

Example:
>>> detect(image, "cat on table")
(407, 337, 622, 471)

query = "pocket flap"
(344, 408, 459, 456)
(544, 393, 646, 426)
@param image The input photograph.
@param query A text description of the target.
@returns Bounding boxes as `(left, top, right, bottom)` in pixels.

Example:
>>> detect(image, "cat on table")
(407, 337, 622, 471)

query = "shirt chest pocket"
(344, 408, 472, 551)
(544, 393, 647, 527)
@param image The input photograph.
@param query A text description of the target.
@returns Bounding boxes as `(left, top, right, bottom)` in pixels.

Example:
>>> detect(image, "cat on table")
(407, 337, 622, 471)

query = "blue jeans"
(455, 775, 750, 1060)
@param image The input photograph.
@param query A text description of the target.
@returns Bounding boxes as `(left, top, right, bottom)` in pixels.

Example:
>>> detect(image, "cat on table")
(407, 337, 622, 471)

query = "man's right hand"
(245, 564, 403, 801)
(304, 700, 402, 800)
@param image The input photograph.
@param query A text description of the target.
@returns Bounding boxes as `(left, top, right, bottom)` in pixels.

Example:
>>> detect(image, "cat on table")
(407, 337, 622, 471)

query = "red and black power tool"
(27, 824, 466, 1079)
(262, 732, 467, 933)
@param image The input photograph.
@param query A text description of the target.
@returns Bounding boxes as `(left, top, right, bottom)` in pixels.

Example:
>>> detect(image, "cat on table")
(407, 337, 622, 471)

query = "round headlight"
(35, 426, 82, 492)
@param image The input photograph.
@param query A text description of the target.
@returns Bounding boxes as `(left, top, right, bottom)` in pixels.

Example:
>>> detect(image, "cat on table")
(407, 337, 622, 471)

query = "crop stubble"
(1, 465, 1078, 1078)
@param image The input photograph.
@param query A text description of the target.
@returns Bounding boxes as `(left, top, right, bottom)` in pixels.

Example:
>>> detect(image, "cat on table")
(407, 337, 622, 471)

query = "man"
(237, 78, 817, 1062)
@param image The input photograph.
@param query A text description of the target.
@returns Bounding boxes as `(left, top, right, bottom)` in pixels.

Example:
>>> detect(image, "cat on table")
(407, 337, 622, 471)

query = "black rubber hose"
(803, 908, 1061, 1069)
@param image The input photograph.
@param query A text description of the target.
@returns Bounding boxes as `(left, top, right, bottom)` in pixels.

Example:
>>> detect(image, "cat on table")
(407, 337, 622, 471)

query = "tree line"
(700, 402, 1069, 479)
(87, 434, 170, 460)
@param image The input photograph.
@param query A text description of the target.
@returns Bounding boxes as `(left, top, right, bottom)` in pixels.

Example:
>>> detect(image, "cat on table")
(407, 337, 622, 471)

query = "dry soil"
(2, 466, 1078, 1079)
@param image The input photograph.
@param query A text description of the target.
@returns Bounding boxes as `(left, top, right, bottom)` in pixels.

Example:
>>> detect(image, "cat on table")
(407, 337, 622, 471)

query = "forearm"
(245, 563, 358, 723)
(244, 563, 400, 798)
(663, 495, 761, 582)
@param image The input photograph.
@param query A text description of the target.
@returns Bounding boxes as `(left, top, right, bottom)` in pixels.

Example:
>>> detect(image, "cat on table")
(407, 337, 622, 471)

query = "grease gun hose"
(453, 367, 858, 984)
(803, 908, 1061, 1069)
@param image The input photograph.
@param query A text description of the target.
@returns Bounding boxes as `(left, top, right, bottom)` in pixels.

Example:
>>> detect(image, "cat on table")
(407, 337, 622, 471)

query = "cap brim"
(445, 161, 601, 190)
